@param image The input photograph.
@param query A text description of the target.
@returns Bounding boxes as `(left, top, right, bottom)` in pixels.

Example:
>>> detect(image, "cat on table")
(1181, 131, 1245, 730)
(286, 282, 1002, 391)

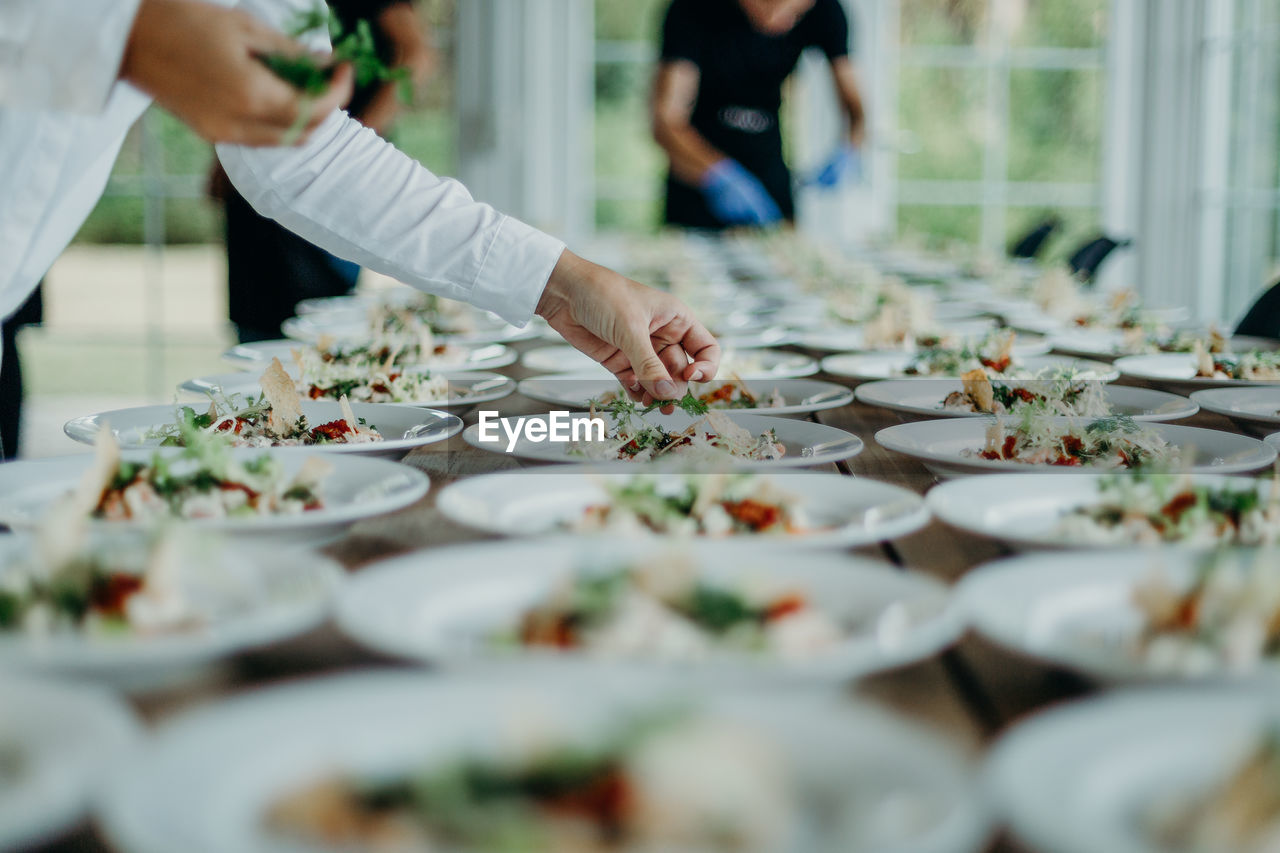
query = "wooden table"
(38, 353, 1242, 853)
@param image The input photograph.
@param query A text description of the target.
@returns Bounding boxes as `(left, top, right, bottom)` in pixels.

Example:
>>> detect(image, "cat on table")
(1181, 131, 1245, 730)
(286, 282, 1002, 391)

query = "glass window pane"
(897, 67, 986, 181)
(596, 0, 668, 41)
(1007, 0, 1107, 49)
(898, 205, 982, 247)
(596, 198, 661, 233)
(1007, 68, 1104, 183)
(1004, 206, 1100, 264)
(901, 0, 988, 47)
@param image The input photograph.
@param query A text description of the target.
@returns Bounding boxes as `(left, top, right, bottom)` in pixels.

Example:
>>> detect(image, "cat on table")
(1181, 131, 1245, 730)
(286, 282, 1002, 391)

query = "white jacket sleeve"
(216, 112, 565, 327)
(0, 0, 143, 113)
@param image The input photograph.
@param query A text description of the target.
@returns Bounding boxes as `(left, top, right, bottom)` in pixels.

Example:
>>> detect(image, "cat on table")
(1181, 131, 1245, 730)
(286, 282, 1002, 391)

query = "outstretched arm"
(830, 56, 866, 147)
(650, 60, 721, 185)
(217, 0, 719, 401)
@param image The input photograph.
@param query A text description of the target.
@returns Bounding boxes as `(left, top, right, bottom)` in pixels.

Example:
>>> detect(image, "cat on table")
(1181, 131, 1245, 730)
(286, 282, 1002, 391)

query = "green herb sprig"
(258, 5, 413, 102)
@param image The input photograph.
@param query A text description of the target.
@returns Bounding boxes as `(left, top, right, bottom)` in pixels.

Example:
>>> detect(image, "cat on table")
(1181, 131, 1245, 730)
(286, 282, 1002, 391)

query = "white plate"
(1190, 386, 1280, 436)
(435, 470, 929, 546)
(295, 288, 440, 315)
(0, 536, 340, 688)
(337, 538, 959, 680)
(875, 418, 1275, 479)
(792, 319, 1003, 353)
(855, 380, 1198, 423)
(280, 312, 536, 345)
(1005, 305, 1193, 337)
(1051, 332, 1279, 361)
(1115, 352, 1280, 393)
(958, 548, 1280, 682)
(1046, 328, 1143, 360)
(516, 374, 854, 416)
(180, 369, 515, 410)
(927, 473, 1271, 550)
(64, 402, 463, 460)
(712, 326, 796, 349)
(822, 353, 1118, 383)
(1043, 329, 1264, 361)
(98, 670, 989, 853)
(521, 345, 819, 379)
(0, 449, 429, 544)
(988, 684, 1280, 853)
(221, 339, 518, 371)
(462, 410, 864, 469)
(0, 677, 140, 851)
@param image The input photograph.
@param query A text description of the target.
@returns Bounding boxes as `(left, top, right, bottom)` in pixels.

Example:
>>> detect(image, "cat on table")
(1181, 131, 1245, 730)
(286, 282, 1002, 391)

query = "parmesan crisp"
(961, 368, 995, 413)
(261, 358, 305, 436)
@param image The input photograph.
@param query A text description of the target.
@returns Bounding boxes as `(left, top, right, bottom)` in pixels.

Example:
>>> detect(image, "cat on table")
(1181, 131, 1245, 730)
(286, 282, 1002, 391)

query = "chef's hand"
(537, 251, 721, 410)
(121, 0, 354, 146)
(805, 142, 863, 189)
(699, 159, 782, 226)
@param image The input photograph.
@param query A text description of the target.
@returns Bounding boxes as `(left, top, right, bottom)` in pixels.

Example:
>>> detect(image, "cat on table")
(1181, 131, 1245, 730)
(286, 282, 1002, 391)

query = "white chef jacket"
(0, 0, 566, 326)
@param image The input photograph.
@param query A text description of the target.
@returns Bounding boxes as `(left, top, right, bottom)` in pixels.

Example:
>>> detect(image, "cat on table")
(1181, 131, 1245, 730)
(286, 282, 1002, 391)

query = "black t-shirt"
(659, 0, 850, 172)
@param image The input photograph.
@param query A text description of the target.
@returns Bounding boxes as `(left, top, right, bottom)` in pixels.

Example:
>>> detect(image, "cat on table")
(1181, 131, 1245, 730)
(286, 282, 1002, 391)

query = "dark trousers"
(1, 285, 43, 460)
(225, 188, 360, 344)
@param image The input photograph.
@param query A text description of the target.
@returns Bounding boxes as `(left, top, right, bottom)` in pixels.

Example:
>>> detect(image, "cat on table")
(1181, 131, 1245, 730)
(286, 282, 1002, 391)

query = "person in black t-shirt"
(652, 0, 866, 230)
(212, 0, 434, 343)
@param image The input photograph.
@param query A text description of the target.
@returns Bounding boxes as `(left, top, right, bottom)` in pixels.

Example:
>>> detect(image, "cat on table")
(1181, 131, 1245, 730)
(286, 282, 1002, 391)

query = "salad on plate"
(903, 330, 1020, 377)
(158, 359, 383, 448)
(267, 712, 796, 853)
(500, 556, 842, 664)
(1194, 342, 1280, 382)
(570, 474, 817, 537)
(574, 395, 784, 463)
(83, 428, 329, 524)
(941, 368, 1110, 418)
(1053, 474, 1280, 546)
(1126, 551, 1280, 676)
(0, 532, 321, 642)
(594, 378, 784, 412)
(967, 414, 1178, 469)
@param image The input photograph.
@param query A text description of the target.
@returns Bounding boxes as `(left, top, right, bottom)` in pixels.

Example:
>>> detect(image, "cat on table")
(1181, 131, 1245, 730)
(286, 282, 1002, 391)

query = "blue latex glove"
(699, 159, 783, 226)
(806, 143, 863, 189)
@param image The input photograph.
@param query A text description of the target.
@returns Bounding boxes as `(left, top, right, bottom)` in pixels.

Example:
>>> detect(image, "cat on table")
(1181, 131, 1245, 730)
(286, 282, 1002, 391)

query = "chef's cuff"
(469, 215, 566, 327)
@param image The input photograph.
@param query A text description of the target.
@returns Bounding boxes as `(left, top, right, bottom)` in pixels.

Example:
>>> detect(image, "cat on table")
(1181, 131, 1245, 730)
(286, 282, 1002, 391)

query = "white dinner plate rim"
(179, 369, 516, 409)
(854, 380, 1198, 423)
(520, 345, 820, 379)
(986, 684, 1280, 853)
(875, 417, 1276, 476)
(459, 411, 864, 469)
(515, 374, 855, 416)
(335, 538, 962, 680)
(0, 677, 141, 851)
(821, 353, 1119, 383)
(0, 450, 430, 533)
(926, 471, 1271, 549)
(220, 340, 519, 371)
(1115, 352, 1280, 388)
(433, 468, 930, 546)
(63, 403, 463, 455)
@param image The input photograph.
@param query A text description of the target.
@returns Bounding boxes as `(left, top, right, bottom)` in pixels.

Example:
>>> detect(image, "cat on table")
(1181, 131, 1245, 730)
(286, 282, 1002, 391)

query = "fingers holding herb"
(121, 0, 348, 147)
(255, 5, 413, 103)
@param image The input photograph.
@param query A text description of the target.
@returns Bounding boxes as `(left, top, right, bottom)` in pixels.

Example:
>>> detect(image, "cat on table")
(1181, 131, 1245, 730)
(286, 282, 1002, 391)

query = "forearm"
(653, 119, 725, 185)
(831, 58, 866, 145)
(355, 83, 400, 135)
